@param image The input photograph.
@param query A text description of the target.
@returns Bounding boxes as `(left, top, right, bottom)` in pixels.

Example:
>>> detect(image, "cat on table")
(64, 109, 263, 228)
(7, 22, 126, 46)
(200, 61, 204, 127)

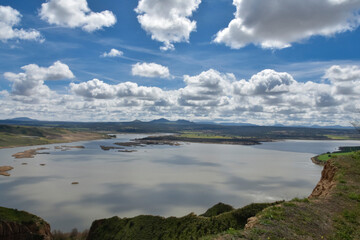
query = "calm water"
(0, 134, 359, 231)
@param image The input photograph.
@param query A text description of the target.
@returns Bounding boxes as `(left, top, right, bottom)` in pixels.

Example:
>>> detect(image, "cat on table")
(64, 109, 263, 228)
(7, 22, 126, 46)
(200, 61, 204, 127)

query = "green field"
(316, 151, 355, 162)
(324, 134, 355, 140)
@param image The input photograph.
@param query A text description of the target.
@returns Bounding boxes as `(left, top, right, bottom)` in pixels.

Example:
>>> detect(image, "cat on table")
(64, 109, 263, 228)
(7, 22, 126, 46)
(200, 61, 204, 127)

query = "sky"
(0, 0, 360, 126)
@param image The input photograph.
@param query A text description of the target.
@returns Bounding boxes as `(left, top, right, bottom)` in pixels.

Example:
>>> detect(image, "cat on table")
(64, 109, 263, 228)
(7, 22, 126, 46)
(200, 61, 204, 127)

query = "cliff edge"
(0, 207, 52, 240)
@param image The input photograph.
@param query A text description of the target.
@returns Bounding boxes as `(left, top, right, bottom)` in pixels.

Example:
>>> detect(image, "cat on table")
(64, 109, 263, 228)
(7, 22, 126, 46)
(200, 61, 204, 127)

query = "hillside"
(86, 152, 360, 240)
(0, 207, 52, 240)
(0, 118, 358, 140)
(205, 153, 360, 239)
(0, 125, 109, 148)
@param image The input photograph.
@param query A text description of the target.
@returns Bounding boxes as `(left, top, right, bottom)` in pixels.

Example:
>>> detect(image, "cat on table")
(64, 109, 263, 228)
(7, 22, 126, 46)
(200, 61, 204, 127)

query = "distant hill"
(149, 118, 194, 125)
(149, 118, 171, 123)
(219, 122, 258, 127)
(7, 117, 38, 122)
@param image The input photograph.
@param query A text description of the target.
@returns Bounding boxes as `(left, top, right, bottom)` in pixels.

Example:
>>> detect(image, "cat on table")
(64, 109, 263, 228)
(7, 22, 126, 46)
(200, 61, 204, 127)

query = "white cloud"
(0, 5, 42, 42)
(214, 0, 360, 49)
(4, 61, 74, 98)
(232, 69, 296, 95)
(135, 0, 201, 50)
(323, 65, 360, 95)
(70, 78, 166, 101)
(101, 48, 124, 58)
(323, 65, 360, 82)
(39, 0, 116, 32)
(131, 62, 171, 78)
(178, 69, 234, 107)
(3, 63, 360, 126)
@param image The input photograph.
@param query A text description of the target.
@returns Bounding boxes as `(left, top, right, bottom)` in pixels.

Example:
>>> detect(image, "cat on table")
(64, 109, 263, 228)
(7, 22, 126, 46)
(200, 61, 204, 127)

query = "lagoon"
(0, 134, 359, 231)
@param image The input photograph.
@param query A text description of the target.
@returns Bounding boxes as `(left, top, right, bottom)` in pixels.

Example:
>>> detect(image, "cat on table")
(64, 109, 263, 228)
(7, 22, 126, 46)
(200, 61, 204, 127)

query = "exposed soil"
(54, 145, 85, 151)
(309, 161, 337, 198)
(0, 166, 13, 177)
(12, 147, 49, 159)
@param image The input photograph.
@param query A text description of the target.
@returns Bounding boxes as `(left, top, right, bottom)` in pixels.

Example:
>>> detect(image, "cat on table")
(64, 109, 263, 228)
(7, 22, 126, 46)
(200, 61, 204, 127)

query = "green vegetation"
(324, 134, 355, 140)
(0, 206, 52, 240)
(0, 125, 108, 148)
(0, 207, 42, 224)
(204, 152, 360, 239)
(314, 146, 360, 163)
(200, 202, 234, 217)
(1, 118, 359, 141)
(87, 202, 281, 240)
(317, 151, 354, 162)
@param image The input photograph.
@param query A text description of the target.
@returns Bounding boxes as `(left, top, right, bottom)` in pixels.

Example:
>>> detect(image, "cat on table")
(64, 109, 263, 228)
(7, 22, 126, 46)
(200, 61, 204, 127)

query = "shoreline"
(0, 132, 109, 150)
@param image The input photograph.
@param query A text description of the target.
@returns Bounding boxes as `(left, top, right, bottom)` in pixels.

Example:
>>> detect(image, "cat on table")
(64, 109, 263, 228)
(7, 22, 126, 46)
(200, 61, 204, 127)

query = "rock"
(244, 216, 258, 229)
(12, 148, 49, 159)
(0, 207, 53, 240)
(0, 166, 13, 177)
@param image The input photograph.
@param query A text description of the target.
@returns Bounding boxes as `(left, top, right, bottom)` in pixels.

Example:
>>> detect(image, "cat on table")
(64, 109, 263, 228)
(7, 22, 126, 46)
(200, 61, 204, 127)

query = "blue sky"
(0, 0, 360, 125)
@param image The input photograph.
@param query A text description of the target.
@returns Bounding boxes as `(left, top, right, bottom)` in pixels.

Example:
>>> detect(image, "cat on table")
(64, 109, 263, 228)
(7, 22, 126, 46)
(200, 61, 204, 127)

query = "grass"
(325, 134, 354, 140)
(195, 151, 360, 240)
(0, 207, 42, 224)
(0, 124, 108, 148)
(316, 151, 355, 162)
(87, 202, 281, 240)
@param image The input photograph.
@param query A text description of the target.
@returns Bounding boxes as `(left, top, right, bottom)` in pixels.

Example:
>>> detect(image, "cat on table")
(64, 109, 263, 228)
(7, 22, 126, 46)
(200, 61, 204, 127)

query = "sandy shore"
(12, 148, 49, 159)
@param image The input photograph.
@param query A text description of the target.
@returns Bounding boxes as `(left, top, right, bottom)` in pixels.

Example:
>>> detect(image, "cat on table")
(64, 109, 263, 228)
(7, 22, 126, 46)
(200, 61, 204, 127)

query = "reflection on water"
(0, 135, 359, 231)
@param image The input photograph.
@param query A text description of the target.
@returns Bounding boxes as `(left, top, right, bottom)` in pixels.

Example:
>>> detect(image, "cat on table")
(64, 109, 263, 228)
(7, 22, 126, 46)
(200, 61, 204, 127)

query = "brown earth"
(0, 221, 52, 240)
(54, 145, 85, 151)
(309, 161, 337, 198)
(0, 166, 13, 177)
(0, 207, 53, 240)
(12, 148, 49, 159)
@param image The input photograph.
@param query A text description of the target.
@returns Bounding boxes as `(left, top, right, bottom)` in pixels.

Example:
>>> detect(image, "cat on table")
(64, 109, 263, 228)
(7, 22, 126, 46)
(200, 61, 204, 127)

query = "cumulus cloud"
(323, 65, 360, 82)
(323, 65, 360, 95)
(4, 61, 74, 99)
(39, 0, 116, 32)
(179, 69, 233, 106)
(131, 62, 171, 78)
(2, 63, 360, 126)
(70, 78, 165, 101)
(135, 0, 201, 50)
(0, 5, 42, 42)
(232, 69, 296, 95)
(214, 0, 360, 49)
(101, 48, 123, 58)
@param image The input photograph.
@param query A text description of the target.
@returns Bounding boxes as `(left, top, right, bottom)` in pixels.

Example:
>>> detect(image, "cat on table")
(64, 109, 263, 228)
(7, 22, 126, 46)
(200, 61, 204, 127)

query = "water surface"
(0, 135, 359, 231)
